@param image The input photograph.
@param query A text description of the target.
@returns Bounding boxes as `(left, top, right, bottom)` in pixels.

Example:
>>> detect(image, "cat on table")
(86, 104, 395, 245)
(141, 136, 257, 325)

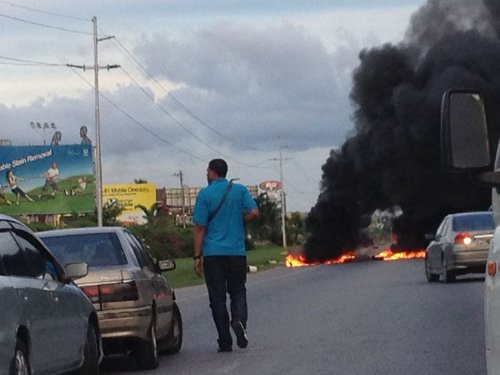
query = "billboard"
(103, 183, 156, 224)
(0, 145, 94, 215)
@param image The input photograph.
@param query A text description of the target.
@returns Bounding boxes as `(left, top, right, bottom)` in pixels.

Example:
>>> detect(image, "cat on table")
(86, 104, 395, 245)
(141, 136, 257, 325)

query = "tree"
(247, 193, 282, 244)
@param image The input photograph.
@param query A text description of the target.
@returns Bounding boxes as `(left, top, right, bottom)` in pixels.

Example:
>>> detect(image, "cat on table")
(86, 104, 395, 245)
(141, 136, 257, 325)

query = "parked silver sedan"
(425, 211, 495, 283)
(0, 214, 102, 375)
(38, 227, 183, 370)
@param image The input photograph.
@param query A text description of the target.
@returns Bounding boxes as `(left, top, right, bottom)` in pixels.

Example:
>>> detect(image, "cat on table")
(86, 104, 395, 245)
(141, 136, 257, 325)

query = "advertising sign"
(0, 145, 94, 215)
(103, 183, 157, 224)
(259, 180, 282, 191)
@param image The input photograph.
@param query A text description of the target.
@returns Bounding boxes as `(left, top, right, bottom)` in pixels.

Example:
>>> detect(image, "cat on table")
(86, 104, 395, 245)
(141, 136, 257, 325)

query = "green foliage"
(246, 193, 282, 244)
(246, 193, 306, 246)
(286, 212, 306, 245)
(166, 244, 285, 288)
(102, 201, 124, 226)
(128, 205, 194, 260)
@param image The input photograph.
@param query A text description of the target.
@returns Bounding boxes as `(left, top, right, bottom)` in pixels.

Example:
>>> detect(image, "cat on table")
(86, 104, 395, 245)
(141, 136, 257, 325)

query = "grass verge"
(165, 245, 286, 289)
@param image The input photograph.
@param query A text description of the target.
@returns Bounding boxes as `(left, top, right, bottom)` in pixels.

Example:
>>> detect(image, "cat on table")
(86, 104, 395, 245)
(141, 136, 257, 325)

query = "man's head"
(207, 159, 228, 182)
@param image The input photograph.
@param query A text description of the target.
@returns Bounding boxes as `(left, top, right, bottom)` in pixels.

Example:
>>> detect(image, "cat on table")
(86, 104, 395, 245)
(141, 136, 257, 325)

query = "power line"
(111, 37, 259, 152)
(0, 0, 88, 21)
(70, 67, 206, 162)
(0, 55, 66, 67)
(0, 12, 98, 36)
(119, 65, 259, 168)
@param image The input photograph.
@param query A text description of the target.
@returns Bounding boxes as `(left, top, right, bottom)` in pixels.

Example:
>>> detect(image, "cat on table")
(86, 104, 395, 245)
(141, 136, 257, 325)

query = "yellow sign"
(103, 183, 156, 224)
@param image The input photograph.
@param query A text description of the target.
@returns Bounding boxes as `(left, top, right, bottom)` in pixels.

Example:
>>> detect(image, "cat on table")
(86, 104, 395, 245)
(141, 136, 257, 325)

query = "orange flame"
(373, 249, 426, 261)
(285, 251, 356, 268)
(285, 249, 425, 267)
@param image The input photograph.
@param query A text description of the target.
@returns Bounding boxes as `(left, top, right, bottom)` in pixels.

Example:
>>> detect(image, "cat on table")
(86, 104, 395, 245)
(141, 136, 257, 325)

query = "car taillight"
(454, 232, 472, 245)
(100, 281, 139, 303)
(81, 281, 139, 304)
(81, 285, 100, 303)
(488, 261, 497, 277)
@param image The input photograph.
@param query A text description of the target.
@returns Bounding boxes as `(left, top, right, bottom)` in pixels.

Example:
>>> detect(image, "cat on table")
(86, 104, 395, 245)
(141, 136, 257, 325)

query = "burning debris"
(285, 249, 425, 268)
(305, 0, 500, 262)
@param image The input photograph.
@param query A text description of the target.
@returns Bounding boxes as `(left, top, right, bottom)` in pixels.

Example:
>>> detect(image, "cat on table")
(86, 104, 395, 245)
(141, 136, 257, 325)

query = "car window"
(123, 231, 146, 268)
(0, 230, 26, 277)
(124, 231, 156, 272)
(41, 232, 127, 267)
(436, 218, 447, 236)
(12, 231, 59, 280)
(452, 213, 495, 232)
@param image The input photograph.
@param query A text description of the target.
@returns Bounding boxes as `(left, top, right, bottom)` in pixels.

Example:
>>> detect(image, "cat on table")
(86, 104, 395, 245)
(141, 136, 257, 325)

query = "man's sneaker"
(231, 320, 248, 348)
(217, 346, 232, 353)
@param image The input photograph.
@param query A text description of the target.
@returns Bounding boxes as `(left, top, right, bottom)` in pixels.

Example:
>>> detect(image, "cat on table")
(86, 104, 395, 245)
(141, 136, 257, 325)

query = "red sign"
(259, 180, 282, 191)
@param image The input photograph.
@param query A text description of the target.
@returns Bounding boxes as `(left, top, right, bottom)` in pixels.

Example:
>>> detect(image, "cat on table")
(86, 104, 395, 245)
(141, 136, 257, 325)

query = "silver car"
(425, 211, 495, 283)
(38, 227, 182, 370)
(0, 214, 102, 375)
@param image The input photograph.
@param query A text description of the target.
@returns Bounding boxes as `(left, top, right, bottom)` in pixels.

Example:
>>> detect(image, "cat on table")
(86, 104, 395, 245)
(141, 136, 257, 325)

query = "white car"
(0, 214, 102, 374)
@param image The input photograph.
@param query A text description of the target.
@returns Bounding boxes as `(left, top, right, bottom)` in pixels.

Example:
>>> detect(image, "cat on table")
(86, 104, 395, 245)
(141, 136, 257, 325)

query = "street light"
(29, 122, 56, 145)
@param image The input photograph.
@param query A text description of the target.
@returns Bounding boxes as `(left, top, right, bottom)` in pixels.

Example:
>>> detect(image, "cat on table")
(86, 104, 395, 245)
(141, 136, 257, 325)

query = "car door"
(0, 227, 57, 373)
(427, 217, 448, 270)
(124, 231, 173, 338)
(10, 228, 86, 373)
(0, 229, 23, 375)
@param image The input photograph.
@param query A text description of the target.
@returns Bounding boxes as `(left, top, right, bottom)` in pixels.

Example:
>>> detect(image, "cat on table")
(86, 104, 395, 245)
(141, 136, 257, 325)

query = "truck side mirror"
(441, 90, 491, 171)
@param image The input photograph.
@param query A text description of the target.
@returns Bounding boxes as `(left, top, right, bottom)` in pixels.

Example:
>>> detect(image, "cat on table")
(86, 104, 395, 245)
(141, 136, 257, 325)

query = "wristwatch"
(193, 255, 202, 260)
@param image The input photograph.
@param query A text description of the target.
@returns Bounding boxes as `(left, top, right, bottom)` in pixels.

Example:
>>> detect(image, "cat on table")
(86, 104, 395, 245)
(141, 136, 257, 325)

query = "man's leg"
(227, 256, 248, 348)
(203, 256, 233, 351)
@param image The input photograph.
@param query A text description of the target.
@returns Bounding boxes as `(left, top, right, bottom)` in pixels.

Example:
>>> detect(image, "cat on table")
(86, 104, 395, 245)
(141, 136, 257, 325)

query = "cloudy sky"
(0, 0, 425, 212)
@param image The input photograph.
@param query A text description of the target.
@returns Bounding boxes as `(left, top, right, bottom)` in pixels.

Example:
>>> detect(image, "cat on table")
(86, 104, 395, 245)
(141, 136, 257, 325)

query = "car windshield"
(452, 213, 495, 232)
(41, 232, 127, 267)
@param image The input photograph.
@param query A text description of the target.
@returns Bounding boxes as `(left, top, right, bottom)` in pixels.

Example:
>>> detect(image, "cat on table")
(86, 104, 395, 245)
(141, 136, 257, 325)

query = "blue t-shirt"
(193, 178, 257, 256)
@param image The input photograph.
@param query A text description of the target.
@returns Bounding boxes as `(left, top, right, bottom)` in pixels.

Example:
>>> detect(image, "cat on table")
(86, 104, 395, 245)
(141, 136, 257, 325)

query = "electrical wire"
(111, 37, 258, 151)
(0, 12, 99, 36)
(0, 0, 88, 21)
(70, 67, 206, 162)
(119, 66, 260, 168)
(0, 55, 66, 67)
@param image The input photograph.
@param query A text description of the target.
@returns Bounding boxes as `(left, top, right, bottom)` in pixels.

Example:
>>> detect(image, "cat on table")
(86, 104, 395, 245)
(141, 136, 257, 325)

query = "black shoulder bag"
(207, 179, 238, 224)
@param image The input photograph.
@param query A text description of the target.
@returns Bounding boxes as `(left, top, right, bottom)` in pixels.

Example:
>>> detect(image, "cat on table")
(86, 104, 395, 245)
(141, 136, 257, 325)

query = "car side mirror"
(424, 233, 436, 241)
(65, 262, 89, 280)
(157, 259, 176, 272)
(441, 90, 491, 171)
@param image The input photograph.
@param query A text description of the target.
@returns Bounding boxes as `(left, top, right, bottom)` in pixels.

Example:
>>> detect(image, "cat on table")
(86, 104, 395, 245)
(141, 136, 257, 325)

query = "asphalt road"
(103, 259, 486, 375)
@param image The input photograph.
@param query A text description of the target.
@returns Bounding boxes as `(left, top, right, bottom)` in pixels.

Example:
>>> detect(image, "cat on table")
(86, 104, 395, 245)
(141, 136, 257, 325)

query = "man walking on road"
(193, 159, 259, 353)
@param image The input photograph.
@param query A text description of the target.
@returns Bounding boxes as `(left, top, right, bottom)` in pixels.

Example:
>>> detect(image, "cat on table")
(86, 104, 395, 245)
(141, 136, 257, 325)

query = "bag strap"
(207, 178, 238, 223)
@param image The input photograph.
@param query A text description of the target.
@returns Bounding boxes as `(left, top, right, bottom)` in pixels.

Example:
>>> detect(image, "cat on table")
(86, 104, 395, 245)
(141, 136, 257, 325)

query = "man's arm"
(193, 224, 206, 277)
(244, 208, 259, 222)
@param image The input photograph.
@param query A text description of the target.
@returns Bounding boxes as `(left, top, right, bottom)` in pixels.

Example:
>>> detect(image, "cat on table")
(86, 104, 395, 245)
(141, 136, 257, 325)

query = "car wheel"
(425, 255, 439, 282)
(134, 317, 159, 370)
(11, 339, 30, 375)
(77, 323, 100, 375)
(443, 258, 456, 283)
(161, 303, 183, 354)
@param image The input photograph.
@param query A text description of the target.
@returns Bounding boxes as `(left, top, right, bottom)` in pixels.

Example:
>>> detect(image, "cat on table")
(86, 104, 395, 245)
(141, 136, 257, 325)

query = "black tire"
(425, 256, 439, 282)
(443, 258, 456, 283)
(10, 339, 30, 375)
(78, 324, 100, 375)
(134, 318, 159, 370)
(162, 303, 183, 354)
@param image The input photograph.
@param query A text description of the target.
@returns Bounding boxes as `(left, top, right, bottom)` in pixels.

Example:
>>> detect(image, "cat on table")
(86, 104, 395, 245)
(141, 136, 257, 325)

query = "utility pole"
(271, 145, 291, 251)
(174, 170, 186, 228)
(68, 17, 119, 227)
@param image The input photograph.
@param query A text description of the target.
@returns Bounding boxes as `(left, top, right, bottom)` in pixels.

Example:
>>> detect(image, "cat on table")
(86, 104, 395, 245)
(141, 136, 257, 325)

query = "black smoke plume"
(305, 0, 500, 262)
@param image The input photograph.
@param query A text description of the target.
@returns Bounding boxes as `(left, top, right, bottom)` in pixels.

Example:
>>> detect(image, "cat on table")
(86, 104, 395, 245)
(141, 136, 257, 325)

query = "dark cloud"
(137, 22, 356, 150)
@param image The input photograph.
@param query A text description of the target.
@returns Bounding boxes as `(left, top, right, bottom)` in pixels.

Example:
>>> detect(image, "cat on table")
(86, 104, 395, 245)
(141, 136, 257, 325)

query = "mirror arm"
(474, 171, 500, 186)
